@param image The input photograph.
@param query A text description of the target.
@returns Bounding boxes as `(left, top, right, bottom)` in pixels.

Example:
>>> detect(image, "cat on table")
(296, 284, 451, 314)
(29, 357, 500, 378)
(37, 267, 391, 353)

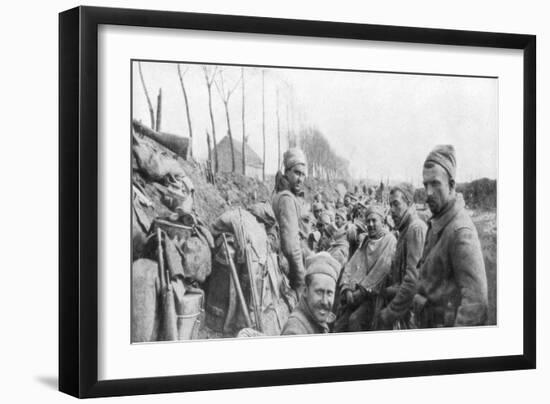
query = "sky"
(132, 61, 498, 186)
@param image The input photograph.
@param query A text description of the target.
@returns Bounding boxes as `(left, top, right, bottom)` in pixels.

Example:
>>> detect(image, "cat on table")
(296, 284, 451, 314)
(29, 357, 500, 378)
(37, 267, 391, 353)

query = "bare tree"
(205, 130, 214, 184)
(155, 88, 162, 132)
(262, 70, 266, 182)
(215, 68, 241, 173)
(241, 68, 246, 176)
(286, 100, 292, 148)
(298, 127, 349, 180)
(138, 62, 155, 129)
(276, 88, 281, 170)
(177, 65, 194, 158)
(203, 66, 218, 172)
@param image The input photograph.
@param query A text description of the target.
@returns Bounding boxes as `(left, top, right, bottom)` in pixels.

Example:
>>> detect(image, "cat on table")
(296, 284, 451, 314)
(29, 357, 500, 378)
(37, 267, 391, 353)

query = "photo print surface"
(131, 60, 497, 343)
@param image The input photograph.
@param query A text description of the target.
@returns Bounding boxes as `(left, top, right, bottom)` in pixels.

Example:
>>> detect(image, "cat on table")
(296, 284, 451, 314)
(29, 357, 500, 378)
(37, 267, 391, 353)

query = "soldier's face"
(389, 191, 409, 226)
(335, 215, 345, 228)
(305, 274, 335, 323)
(423, 164, 454, 215)
(286, 164, 306, 194)
(344, 196, 350, 206)
(366, 213, 383, 237)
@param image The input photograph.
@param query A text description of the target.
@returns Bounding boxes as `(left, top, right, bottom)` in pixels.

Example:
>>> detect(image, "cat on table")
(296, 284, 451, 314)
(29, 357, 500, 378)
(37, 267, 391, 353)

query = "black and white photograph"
(130, 60, 497, 342)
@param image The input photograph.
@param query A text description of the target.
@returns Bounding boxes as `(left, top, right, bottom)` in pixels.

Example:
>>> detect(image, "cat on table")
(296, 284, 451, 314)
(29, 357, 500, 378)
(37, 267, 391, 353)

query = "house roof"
(216, 135, 263, 168)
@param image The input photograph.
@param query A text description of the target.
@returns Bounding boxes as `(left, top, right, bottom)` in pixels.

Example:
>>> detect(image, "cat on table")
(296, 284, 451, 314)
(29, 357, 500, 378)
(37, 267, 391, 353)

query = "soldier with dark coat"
(281, 252, 339, 335)
(272, 148, 312, 296)
(378, 183, 427, 329)
(414, 145, 488, 327)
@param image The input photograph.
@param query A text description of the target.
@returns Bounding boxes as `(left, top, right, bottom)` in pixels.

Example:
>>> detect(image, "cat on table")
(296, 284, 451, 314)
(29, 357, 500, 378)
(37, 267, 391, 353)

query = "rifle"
(221, 233, 252, 329)
(157, 228, 177, 341)
(239, 210, 264, 333)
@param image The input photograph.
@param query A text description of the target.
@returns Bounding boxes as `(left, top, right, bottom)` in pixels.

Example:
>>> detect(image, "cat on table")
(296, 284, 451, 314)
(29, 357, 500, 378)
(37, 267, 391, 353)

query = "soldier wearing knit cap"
(334, 207, 348, 229)
(377, 183, 427, 329)
(414, 145, 488, 327)
(281, 252, 338, 335)
(312, 201, 324, 221)
(334, 205, 396, 332)
(272, 148, 311, 298)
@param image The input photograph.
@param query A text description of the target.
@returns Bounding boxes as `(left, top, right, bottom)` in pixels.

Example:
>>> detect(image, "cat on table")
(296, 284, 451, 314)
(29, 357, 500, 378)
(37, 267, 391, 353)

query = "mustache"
(314, 302, 332, 312)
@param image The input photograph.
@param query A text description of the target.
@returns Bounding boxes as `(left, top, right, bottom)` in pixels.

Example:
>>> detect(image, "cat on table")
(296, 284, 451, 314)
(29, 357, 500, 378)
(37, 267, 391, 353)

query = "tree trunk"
(286, 100, 293, 149)
(155, 88, 162, 132)
(224, 102, 236, 173)
(241, 68, 246, 176)
(276, 89, 281, 170)
(262, 70, 266, 182)
(177, 65, 194, 158)
(206, 130, 212, 163)
(206, 86, 218, 173)
(138, 62, 155, 129)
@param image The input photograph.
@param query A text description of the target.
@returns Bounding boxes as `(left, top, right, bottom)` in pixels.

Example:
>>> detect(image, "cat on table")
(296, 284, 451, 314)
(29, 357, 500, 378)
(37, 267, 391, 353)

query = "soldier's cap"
(319, 211, 332, 225)
(283, 148, 307, 171)
(335, 207, 347, 220)
(391, 182, 415, 204)
(305, 252, 340, 283)
(312, 202, 324, 212)
(425, 145, 456, 180)
(365, 204, 385, 220)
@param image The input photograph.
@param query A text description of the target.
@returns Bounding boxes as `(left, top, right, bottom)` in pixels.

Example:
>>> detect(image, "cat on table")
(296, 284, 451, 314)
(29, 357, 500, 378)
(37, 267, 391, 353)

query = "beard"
(426, 197, 440, 214)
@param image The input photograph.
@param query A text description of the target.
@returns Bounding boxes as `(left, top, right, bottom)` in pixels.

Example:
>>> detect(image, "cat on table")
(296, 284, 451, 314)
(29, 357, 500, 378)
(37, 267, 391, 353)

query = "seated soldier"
(281, 252, 339, 335)
(334, 205, 397, 332)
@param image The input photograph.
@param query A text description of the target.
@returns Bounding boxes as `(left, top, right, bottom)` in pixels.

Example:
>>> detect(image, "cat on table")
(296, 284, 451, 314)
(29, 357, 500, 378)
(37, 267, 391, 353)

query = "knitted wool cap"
(335, 207, 347, 220)
(305, 252, 340, 283)
(391, 182, 415, 204)
(425, 145, 456, 180)
(283, 148, 307, 171)
(364, 204, 385, 220)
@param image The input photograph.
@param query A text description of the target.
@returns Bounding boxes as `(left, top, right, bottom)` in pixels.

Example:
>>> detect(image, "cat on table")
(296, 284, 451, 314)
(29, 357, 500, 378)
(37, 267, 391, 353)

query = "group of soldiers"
(271, 145, 489, 336)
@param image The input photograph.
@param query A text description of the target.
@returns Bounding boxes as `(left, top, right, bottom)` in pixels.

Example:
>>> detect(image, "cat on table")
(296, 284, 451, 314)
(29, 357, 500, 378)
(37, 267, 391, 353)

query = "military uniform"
(380, 207, 427, 328)
(415, 194, 488, 327)
(272, 187, 312, 292)
(281, 297, 331, 335)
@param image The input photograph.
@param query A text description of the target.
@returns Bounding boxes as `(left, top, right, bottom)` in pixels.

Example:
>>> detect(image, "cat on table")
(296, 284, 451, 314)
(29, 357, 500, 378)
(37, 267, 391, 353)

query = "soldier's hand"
(412, 294, 427, 314)
(345, 290, 354, 306)
(352, 288, 367, 304)
(378, 308, 393, 329)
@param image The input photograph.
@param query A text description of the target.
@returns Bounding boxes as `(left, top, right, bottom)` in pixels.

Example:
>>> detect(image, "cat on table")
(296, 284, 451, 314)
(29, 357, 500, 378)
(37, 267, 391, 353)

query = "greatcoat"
(415, 194, 488, 327)
(382, 207, 427, 327)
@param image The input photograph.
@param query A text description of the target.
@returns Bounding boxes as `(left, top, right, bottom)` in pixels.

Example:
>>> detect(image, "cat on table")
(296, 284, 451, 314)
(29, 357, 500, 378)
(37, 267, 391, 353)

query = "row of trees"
(298, 127, 350, 181)
(137, 62, 298, 181)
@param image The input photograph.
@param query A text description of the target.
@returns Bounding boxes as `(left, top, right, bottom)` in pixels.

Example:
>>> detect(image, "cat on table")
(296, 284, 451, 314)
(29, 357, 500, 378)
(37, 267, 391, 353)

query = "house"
(216, 135, 263, 179)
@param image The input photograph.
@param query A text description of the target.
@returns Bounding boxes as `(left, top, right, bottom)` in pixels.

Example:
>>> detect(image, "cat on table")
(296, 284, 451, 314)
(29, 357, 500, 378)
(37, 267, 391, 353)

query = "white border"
(98, 25, 523, 381)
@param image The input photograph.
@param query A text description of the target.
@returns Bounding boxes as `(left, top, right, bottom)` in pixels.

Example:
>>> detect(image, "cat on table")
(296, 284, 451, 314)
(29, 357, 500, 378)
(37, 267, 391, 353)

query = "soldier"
(316, 212, 334, 252)
(334, 207, 348, 230)
(272, 148, 312, 298)
(281, 252, 339, 335)
(343, 192, 355, 220)
(312, 201, 324, 222)
(414, 145, 488, 327)
(334, 205, 397, 332)
(326, 208, 350, 267)
(378, 183, 427, 329)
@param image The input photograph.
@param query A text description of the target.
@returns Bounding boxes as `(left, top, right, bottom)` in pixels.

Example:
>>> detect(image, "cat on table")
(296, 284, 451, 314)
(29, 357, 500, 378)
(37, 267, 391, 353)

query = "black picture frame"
(59, 6, 536, 399)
